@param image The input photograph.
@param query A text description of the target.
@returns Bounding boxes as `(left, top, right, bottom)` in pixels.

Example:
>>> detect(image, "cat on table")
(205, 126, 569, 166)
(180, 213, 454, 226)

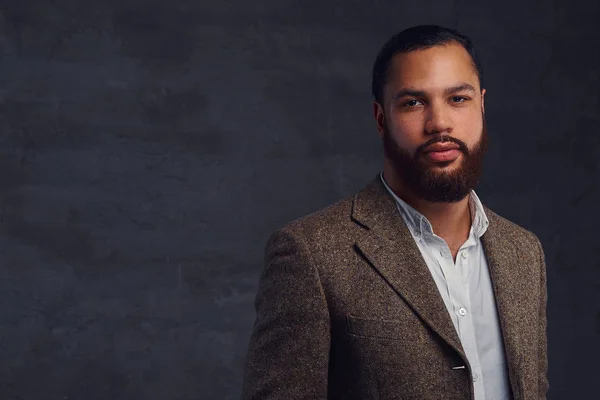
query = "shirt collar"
(379, 171, 489, 240)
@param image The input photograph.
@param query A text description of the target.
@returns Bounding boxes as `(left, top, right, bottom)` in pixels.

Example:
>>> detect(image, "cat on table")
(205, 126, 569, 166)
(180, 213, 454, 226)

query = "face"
(375, 43, 488, 203)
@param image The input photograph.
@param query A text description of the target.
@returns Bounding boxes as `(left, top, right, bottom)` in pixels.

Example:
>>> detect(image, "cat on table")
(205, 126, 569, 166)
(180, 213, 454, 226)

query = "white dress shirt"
(380, 172, 512, 400)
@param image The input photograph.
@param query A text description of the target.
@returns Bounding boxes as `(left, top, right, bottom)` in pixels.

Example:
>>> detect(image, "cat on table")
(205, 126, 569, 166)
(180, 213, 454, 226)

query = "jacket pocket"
(346, 314, 414, 341)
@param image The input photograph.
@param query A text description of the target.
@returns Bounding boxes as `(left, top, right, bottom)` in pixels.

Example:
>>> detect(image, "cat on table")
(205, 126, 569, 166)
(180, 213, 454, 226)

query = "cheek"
(388, 116, 423, 151)
(461, 114, 484, 147)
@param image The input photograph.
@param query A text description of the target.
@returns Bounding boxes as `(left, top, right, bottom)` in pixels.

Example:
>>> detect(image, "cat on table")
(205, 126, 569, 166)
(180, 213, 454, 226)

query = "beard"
(383, 115, 489, 203)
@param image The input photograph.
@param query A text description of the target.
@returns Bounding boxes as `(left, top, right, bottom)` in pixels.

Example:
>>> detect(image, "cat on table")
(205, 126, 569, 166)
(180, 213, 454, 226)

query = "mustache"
(417, 135, 469, 155)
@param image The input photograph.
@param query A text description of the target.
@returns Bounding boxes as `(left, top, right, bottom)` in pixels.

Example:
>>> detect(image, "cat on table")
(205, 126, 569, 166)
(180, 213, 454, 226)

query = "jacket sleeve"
(241, 227, 331, 399)
(534, 235, 549, 399)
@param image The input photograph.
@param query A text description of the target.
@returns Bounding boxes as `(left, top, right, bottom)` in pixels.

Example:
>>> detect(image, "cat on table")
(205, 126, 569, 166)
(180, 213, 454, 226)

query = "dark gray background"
(0, 0, 598, 399)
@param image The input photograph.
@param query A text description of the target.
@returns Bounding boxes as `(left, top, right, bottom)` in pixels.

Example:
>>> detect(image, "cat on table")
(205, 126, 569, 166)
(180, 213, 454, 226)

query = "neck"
(382, 165, 472, 241)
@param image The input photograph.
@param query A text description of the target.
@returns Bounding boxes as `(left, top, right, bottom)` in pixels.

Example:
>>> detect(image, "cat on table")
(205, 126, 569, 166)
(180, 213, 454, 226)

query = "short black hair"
(372, 25, 484, 105)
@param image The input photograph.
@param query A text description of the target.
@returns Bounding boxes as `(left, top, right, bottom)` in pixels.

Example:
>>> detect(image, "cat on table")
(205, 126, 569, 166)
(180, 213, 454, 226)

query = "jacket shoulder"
(484, 206, 542, 248)
(276, 193, 356, 240)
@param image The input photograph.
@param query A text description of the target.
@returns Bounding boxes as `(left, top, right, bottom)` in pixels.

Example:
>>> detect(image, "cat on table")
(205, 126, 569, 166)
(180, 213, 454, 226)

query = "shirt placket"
(433, 238, 486, 400)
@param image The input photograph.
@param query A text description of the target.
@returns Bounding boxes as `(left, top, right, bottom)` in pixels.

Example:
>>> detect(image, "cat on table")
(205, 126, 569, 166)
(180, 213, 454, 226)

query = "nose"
(424, 102, 453, 135)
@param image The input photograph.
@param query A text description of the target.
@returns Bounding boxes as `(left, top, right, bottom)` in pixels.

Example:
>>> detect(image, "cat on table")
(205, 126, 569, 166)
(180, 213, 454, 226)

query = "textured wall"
(0, 0, 598, 399)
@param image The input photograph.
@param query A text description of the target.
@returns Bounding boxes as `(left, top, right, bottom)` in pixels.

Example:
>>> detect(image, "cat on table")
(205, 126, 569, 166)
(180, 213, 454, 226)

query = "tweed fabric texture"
(242, 174, 548, 400)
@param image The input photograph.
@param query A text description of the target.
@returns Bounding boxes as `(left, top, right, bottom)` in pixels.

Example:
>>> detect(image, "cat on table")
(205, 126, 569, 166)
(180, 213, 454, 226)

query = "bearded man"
(242, 25, 548, 400)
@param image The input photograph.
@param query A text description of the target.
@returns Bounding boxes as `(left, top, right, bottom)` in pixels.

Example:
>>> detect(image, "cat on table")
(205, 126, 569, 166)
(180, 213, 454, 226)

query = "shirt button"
(473, 372, 479, 382)
(458, 307, 467, 316)
(461, 251, 468, 259)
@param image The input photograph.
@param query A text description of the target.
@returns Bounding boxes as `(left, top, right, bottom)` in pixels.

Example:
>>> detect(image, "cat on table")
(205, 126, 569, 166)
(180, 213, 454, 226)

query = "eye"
(451, 96, 468, 103)
(403, 99, 423, 107)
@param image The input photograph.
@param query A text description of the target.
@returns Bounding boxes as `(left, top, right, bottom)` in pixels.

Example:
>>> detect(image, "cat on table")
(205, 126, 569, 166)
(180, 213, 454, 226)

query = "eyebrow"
(392, 83, 477, 101)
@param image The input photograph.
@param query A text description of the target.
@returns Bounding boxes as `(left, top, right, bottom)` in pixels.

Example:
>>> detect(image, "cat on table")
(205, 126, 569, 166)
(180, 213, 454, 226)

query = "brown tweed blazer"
(242, 174, 548, 400)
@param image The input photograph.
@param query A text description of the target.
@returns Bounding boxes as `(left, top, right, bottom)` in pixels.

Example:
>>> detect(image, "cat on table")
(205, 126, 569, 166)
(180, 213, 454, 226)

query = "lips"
(424, 149, 460, 162)
(422, 142, 462, 163)
(424, 143, 460, 153)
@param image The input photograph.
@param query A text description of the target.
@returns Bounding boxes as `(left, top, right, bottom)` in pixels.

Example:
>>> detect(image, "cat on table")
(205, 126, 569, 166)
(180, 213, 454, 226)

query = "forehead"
(385, 43, 479, 95)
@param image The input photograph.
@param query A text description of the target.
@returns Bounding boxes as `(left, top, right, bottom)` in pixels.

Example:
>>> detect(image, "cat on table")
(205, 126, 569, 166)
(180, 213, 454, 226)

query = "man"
(242, 25, 548, 400)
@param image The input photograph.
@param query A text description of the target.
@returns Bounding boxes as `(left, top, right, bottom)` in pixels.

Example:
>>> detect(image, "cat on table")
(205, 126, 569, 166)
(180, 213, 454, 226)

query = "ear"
(480, 88, 486, 115)
(373, 101, 386, 139)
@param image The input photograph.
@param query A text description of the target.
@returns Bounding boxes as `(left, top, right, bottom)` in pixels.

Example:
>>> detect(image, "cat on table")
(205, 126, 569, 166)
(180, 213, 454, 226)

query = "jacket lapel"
(481, 209, 529, 400)
(351, 175, 465, 359)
